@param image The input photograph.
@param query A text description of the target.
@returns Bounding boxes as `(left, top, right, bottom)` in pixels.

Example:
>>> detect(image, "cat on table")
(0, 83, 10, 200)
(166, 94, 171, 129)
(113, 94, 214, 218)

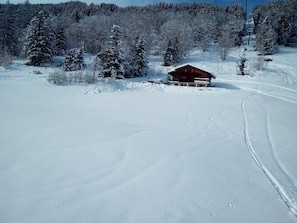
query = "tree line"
(252, 0, 297, 55)
(1, 1, 296, 77)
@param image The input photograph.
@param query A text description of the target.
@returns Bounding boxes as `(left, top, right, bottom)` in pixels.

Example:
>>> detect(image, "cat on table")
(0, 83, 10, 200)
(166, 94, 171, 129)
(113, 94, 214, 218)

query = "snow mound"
(82, 77, 220, 95)
(0, 66, 6, 72)
(83, 78, 164, 94)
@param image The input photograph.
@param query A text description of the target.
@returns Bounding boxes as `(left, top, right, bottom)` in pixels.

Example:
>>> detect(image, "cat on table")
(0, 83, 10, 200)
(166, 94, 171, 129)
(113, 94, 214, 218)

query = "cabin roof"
(168, 64, 216, 79)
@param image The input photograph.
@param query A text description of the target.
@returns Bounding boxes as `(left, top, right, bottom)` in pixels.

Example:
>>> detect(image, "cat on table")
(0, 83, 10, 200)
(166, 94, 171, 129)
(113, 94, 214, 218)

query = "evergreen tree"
(54, 27, 66, 56)
(253, 0, 296, 47)
(256, 18, 276, 55)
(275, 10, 291, 46)
(163, 38, 180, 66)
(191, 14, 217, 51)
(130, 35, 148, 77)
(163, 41, 175, 66)
(98, 25, 127, 79)
(0, 3, 18, 56)
(160, 19, 191, 66)
(22, 10, 55, 66)
(63, 48, 85, 71)
(171, 37, 181, 65)
(217, 15, 244, 61)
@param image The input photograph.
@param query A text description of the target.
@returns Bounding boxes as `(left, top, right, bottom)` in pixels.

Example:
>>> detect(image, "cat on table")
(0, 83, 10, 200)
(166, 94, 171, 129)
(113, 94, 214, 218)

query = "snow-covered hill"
(0, 47, 297, 223)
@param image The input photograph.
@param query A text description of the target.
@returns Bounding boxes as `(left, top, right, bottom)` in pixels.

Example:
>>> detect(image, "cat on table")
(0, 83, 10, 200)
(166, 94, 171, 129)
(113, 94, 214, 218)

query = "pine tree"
(54, 27, 66, 56)
(171, 37, 181, 65)
(130, 35, 148, 77)
(63, 48, 85, 71)
(98, 25, 127, 79)
(163, 39, 179, 66)
(160, 20, 190, 66)
(256, 18, 276, 55)
(217, 17, 244, 61)
(191, 14, 217, 51)
(0, 3, 17, 56)
(22, 10, 55, 66)
(163, 41, 174, 66)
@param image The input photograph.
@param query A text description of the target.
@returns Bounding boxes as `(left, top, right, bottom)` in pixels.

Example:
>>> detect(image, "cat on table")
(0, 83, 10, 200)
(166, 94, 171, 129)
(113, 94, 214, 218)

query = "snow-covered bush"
(68, 71, 95, 84)
(47, 69, 66, 85)
(33, 70, 42, 75)
(253, 56, 265, 71)
(63, 48, 85, 71)
(84, 72, 95, 84)
(0, 50, 12, 67)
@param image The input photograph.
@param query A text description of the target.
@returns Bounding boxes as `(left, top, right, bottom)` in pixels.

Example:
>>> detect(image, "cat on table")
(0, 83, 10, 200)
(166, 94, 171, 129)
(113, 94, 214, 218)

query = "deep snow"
(0, 46, 297, 223)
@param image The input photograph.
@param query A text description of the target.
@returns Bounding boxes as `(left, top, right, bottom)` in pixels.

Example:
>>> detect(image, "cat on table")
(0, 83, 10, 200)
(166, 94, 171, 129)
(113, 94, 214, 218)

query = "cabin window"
(180, 75, 188, 81)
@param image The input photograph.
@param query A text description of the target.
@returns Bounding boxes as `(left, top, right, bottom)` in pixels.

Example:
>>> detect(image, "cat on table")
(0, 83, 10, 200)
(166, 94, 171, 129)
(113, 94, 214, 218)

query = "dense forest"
(0, 0, 296, 77)
(252, 0, 297, 54)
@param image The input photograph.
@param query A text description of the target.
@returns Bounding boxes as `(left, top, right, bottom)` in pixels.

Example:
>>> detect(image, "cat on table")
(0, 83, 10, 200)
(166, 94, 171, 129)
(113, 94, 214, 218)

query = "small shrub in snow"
(33, 70, 42, 75)
(0, 50, 12, 68)
(84, 72, 95, 84)
(47, 70, 66, 85)
(253, 56, 265, 71)
(68, 71, 95, 84)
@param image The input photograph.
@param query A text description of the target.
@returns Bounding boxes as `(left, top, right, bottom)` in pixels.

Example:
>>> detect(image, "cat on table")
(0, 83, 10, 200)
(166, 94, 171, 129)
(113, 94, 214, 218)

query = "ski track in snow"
(219, 79, 297, 104)
(240, 82, 297, 217)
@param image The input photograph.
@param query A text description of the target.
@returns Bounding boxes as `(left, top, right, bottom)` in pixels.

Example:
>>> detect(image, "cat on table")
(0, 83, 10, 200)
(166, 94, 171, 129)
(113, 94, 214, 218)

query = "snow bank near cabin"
(83, 77, 221, 95)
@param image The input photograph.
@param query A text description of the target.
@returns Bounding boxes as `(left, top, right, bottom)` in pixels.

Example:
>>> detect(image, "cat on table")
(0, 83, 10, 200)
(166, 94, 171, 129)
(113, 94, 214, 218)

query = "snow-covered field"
(1, 47, 297, 223)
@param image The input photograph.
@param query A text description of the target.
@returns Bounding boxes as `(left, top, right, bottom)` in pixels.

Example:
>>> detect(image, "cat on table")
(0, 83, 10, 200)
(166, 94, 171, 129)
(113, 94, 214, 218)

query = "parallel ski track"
(241, 86, 297, 217)
(219, 79, 297, 104)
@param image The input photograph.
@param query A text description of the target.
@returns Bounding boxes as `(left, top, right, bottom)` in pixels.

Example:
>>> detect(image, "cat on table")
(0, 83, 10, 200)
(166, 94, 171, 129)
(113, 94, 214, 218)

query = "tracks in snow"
(240, 83, 297, 217)
(220, 79, 297, 104)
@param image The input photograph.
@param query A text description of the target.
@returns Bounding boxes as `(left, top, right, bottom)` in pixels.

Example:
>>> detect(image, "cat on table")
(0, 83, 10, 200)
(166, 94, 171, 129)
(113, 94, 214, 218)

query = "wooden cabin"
(168, 65, 216, 87)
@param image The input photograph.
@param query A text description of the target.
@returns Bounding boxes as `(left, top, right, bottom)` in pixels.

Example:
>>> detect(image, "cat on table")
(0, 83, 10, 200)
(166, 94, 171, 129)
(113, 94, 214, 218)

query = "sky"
(1, 0, 270, 14)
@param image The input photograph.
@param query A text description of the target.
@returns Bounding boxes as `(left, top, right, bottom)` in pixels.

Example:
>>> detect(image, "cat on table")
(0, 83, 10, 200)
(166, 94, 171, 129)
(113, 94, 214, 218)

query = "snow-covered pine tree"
(217, 17, 244, 61)
(255, 17, 276, 55)
(130, 35, 148, 77)
(160, 19, 190, 66)
(54, 27, 66, 56)
(163, 38, 180, 66)
(171, 37, 181, 65)
(191, 14, 217, 51)
(63, 48, 85, 71)
(98, 25, 127, 79)
(0, 3, 17, 56)
(22, 10, 55, 66)
(163, 40, 175, 66)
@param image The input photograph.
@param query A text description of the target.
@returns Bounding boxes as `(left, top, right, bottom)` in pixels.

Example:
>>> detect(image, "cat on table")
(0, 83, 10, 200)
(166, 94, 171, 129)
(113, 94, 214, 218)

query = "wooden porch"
(169, 77, 211, 87)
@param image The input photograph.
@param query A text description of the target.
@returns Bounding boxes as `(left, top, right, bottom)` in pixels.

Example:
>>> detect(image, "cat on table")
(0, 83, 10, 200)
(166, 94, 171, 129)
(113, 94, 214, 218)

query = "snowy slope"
(0, 47, 297, 223)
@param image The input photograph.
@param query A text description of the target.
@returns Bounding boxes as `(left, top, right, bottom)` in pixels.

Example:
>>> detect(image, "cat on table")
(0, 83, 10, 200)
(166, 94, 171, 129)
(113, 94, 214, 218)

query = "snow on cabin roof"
(168, 64, 216, 79)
